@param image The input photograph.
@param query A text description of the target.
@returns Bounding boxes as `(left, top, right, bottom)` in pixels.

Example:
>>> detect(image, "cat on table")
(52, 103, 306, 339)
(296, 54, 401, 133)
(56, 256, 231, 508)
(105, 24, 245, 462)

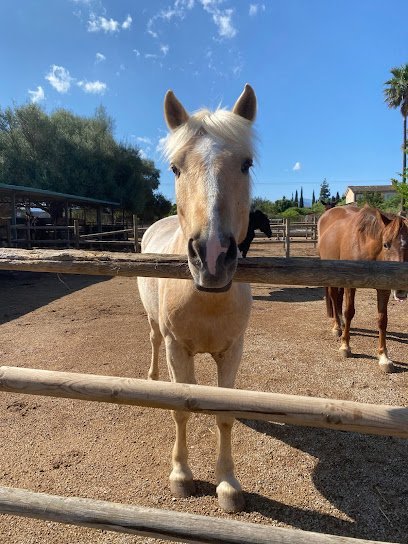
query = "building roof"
(346, 185, 396, 193)
(0, 183, 120, 207)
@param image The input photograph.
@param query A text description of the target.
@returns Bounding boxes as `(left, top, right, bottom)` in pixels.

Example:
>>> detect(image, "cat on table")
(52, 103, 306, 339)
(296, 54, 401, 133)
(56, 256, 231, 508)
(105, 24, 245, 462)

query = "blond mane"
(163, 108, 256, 161)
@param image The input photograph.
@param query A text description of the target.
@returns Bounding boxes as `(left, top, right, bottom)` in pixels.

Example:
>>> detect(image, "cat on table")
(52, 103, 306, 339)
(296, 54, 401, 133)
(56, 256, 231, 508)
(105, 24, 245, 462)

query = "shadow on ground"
(0, 271, 110, 324)
(253, 287, 324, 303)
(239, 419, 408, 542)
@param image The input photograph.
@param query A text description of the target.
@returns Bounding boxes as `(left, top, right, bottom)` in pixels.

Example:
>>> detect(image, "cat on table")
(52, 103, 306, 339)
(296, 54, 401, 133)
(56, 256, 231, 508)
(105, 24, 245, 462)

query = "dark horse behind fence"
(238, 209, 272, 257)
(318, 204, 408, 373)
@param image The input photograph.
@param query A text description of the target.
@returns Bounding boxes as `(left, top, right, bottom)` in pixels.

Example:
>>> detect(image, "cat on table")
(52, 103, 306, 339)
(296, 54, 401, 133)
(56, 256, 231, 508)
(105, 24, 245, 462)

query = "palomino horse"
(137, 85, 257, 512)
(318, 205, 408, 372)
(238, 209, 272, 257)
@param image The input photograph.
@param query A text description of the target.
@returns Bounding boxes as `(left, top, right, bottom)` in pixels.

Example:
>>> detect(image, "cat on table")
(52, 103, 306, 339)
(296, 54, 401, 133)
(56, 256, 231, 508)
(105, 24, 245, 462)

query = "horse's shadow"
(237, 419, 408, 542)
(253, 287, 324, 303)
(351, 327, 408, 344)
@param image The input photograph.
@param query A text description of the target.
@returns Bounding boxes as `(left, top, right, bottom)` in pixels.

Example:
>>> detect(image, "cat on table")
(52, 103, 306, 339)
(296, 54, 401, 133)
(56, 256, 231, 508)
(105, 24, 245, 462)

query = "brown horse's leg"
(164, 336, 196, 497)
(377, 289, 393, 373)
(328, 287, 342, 336)
(339, 288, 355, 357)
(147, 317, 162, 380)
(213, 335, 245, 513)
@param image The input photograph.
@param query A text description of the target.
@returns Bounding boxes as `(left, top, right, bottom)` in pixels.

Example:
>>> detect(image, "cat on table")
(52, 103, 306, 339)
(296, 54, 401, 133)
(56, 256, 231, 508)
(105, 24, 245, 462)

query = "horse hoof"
(217, 491, 245, 513)
(216, 482, 245, 513)
(339, 347, 351, 358)
(379, 361, 394, 374)
(332, 328, 342, 337)
(170, 479, 196, 498)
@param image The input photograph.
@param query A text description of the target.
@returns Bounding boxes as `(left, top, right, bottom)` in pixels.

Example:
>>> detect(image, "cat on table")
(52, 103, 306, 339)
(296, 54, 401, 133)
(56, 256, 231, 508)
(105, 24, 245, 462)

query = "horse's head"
(163, 84, 257, 292)
(381, 214, 408, 301)
(254, 209, 272, 238)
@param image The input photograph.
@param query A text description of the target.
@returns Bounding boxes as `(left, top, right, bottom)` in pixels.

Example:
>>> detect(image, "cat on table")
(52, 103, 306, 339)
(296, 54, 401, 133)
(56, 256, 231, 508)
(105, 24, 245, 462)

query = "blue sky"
(1, 0, 407, 204)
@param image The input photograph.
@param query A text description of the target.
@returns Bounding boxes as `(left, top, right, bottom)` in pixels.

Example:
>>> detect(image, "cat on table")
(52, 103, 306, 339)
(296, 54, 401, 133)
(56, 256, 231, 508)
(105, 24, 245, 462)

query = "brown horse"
(318, 205, 408, 372)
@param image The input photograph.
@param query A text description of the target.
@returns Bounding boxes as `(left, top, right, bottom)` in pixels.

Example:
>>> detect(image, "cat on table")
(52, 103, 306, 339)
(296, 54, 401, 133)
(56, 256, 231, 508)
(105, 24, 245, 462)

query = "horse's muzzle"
(188, 236, 238, 292)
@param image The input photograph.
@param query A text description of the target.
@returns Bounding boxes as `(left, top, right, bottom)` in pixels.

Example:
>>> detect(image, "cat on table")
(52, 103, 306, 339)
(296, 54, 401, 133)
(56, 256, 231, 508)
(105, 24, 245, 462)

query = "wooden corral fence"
(0, 247, 407, 544)
(263, 218, 318, 258)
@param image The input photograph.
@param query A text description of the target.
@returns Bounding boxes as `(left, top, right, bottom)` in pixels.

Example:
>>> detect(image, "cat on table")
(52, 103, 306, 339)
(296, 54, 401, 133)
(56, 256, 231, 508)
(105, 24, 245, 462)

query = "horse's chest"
(159, 283, 251, 354)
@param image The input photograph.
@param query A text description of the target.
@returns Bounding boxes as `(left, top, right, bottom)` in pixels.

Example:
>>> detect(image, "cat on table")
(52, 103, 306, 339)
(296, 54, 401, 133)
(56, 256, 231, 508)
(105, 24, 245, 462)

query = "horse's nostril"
(225, 237, 237, 262)
(188, 238, 196, 259)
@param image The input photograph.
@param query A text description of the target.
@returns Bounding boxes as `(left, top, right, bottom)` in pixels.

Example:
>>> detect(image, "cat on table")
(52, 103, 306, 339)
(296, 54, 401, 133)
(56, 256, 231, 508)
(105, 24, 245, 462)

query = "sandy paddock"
(0, 239, 407, 544)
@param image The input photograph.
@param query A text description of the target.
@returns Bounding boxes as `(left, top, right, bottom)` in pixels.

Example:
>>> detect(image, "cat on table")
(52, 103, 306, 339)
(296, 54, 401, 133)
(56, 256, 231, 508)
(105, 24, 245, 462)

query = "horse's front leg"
(328, 287, 343, 337)
(339, 288, 355, 357)
(164, 335, 196, 497)
(213, 335, 245, 513)
(377, 289, 393, 373)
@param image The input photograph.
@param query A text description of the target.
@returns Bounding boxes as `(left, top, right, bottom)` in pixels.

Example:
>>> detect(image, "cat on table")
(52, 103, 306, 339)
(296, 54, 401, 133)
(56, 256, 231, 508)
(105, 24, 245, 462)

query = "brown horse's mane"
(356, 205, 407, 241)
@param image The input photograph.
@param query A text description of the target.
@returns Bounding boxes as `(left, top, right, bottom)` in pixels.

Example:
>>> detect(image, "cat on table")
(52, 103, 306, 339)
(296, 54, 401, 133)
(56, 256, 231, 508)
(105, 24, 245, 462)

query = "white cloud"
(122, 15, 132, 29)
(77, 80, 107, 94)
(28, 86, 45, 103)
(133, 49, 141, 56)
(88, 14, 120, 33)
(200, 1, 237, 39)
(145, 53, 158, 59)
(160, 44, 169, 56)
(136, 136, 153, 145)
(147, 0, 195, 39)
(293, 162, 301, 171)
(249, 3, 265, 16)
(95, 52, 106, 63)
(45, 65, 73, 93)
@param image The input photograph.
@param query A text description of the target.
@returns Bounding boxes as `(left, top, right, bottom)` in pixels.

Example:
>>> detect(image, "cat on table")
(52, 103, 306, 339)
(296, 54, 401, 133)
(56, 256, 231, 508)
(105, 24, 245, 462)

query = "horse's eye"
(170, 164, 180, 177)
(241, 158, 253, 174)
(383, 241, 391, 249)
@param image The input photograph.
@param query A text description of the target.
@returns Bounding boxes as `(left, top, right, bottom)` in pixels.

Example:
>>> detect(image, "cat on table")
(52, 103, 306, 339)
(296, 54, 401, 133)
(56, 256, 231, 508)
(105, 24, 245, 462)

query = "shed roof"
(0, 183, 120, 207)
(346, 185, 396, 193)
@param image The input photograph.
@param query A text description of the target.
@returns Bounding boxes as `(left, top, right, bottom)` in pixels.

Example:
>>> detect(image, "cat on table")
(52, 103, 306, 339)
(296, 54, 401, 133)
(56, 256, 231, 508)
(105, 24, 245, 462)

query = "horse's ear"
(378, 210, 392, 226)
(232, 84, 257, 122)
(164, 90, 189, 131)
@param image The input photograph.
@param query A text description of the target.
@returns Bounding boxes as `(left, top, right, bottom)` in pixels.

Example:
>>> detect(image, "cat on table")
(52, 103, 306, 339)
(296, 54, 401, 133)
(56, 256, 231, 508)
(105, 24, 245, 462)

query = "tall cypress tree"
(299, 187, 304, 208)
(312, 190, 316, 205)
(294, 189, 298, 206)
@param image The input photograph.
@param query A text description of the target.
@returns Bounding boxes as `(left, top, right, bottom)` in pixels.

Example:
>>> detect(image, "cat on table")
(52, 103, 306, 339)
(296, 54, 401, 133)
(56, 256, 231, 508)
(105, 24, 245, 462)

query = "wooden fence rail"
(0, 487, 394, 544)
(0, 248, 407, 290)
(0, 366, 407, 438)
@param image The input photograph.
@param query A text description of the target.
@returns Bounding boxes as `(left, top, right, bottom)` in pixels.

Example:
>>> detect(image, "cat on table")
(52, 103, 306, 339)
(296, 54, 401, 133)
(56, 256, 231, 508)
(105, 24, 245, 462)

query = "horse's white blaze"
(195, 135, 229, 276)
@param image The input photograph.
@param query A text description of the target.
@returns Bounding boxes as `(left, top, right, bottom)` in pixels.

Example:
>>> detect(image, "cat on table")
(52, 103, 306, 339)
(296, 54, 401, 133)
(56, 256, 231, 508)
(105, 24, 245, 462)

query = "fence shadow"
(0, 271, 109, 325)
(239, 419, 408, 542)
(253, 287, 324, 303)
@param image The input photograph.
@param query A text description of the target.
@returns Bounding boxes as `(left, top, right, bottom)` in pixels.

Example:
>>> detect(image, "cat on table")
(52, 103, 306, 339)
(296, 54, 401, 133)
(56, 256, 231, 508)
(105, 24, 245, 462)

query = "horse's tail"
(325, 287, 333, 318)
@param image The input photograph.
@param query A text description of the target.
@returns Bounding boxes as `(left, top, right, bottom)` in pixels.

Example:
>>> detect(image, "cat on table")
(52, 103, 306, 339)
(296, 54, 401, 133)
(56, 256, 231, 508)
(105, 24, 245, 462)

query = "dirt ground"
(0, 239, 407, 544)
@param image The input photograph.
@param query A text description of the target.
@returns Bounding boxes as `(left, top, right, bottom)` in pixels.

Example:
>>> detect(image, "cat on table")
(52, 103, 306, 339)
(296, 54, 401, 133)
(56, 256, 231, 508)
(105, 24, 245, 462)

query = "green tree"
(312, 190, 316, 205)
(299, 187, 304, 208)
(319, 178, 330, 201)
(384, 63, 408, 208)
(0, 103, 163, 216)
(294, 189, 298, 206)
(357, 192, 385, 209)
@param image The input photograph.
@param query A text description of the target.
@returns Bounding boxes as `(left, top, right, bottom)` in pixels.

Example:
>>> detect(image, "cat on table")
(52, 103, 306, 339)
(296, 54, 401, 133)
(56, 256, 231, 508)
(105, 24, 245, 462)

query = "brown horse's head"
(163, 85, 257, 292)
(381, 213, 408, 301)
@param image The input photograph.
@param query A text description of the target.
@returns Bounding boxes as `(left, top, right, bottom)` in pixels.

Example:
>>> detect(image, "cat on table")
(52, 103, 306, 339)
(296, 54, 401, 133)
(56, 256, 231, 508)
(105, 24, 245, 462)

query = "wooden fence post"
(73, 219, 80, 250)
(133, 215, 139, 253)
(6, 220, 11, 247)
(285, 218, 291, 258)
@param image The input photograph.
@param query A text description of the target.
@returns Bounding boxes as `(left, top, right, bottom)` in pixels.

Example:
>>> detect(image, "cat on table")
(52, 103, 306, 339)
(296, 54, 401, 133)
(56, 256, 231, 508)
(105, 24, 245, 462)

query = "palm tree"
(384, 64, 408, 208)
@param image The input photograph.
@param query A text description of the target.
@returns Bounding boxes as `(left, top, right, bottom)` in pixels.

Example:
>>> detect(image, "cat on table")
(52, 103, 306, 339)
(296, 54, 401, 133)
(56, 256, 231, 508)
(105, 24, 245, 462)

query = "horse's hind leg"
(339, 288, 355, 357)
(213, 335, 245, 513)
(327, 287, 342, 336)
(164, 335, 196, 497)
(377, 289, 393, 373)
(147, 317, 162, 380)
